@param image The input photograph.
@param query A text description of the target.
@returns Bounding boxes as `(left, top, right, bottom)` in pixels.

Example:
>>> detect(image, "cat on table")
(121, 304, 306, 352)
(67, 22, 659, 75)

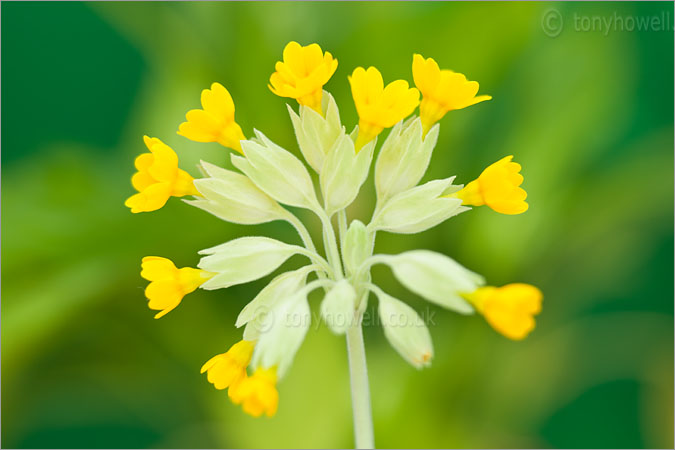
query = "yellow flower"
(464, 284, 543, 340)
(229, 367, 279, 417)
(178, 82, 246, 153)
(125, 136, 198, 213)
(349, 66, 420, 151)
(453, 155, 528, 215)
(269, 41, 338, 114)
(412, 54, 492, 134)
(201, 340, 255, 390)
(140, 256, 212, 319)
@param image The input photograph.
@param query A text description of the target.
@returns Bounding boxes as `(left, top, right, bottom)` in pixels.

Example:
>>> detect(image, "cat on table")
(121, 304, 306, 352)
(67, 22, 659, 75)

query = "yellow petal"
(350, 66, 419, 147)
(412, 54, 441, 97)
(200, 353, 224, 374)
(147, 139, 179, 183)
(141, 256, 178, 281)
(282, 41, 304, 75)
(230, 367, 278, 417)
(181, 109, 222, 139)
(178, 120, 218, 143)
(134, 153, 154, 171)
(124, 182, 172, 213)
(131, 153, 157, 191)
(201, 82, 235, 119)
(145, 279, 184, 319)
(171, 169, 198, 197)
(206, 356, 245, 390)
(131, 169, 156, 192)
(202, 341, 255, 390)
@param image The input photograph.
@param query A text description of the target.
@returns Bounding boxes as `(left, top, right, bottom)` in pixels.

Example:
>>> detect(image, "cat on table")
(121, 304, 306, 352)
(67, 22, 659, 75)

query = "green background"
(2, 1, 673, 448)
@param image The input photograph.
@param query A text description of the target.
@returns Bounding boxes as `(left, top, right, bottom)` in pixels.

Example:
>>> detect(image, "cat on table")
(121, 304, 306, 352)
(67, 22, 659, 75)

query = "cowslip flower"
(349, 66, 420, 151)
(269, 41, 338, 114)
(178, 82, 246, 153)
(140, 256, 212, 319)
(228, 367, 279, 417)
(452, 155, 528, 215)
(201, 340, 255, 390)
(464, 284, 543, 340)
(128, 42, 543, 447)
(412, 54, 492, 134)
(125, 136, 198, 213)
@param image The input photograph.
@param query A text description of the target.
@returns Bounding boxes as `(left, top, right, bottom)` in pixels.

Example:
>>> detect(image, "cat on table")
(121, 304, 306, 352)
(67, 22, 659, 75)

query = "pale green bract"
(342, 220, 369, 276)
(374, 117, 439, 204)
(186, 161, 288, 225)
(288, 91, 343, 173)
(232, 130, 321, 212)
(187, 96, 487, 376)
(369, 177, 466, 234)
(372, 286, 434, 369)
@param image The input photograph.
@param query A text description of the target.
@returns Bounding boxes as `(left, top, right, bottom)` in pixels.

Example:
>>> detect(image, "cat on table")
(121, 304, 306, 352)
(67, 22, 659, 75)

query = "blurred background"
(2, 2, 673, 448)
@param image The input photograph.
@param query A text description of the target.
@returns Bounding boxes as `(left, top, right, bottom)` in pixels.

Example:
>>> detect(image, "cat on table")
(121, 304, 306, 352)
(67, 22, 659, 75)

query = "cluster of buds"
(126, 41, 542, 419)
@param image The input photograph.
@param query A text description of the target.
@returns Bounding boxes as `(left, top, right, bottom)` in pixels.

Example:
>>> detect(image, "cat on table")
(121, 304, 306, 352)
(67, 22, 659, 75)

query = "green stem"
(284, 211, 319, 254)
(318, 208, 372, 448)
(319, 211, 344, 279)
(338, 209, 348, 252)
(346, 313, 374, 449)
(293, 247, 333, 278)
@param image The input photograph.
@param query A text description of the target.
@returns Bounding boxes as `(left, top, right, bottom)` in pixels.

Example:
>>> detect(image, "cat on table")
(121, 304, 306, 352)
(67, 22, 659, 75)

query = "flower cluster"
(127, 41, 542, 423)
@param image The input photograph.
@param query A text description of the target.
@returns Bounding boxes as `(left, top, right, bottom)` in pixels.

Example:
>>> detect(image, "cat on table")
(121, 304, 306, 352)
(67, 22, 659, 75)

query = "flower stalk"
(346, 314, 375, 449)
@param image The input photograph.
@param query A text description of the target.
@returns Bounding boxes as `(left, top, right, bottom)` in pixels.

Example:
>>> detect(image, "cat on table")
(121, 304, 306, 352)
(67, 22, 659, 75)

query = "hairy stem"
(346, 313, 374, 449)
(338, 209, 348, 254)
(319, 211, 344, 279)
(293, 247, 333, 278)
(284, 210, 319, 254)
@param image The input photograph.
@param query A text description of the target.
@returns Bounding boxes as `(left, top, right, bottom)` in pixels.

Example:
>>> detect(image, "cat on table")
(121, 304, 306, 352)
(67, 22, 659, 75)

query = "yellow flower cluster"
(125, 40, 543, 421)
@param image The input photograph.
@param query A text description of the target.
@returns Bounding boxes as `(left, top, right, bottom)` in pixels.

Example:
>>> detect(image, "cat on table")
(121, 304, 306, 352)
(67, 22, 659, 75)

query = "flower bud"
(375, 289, 433, 369)
(342, 220, 370, 275)
(320, 280, 357, 335)
(287, 91, 343, 173)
